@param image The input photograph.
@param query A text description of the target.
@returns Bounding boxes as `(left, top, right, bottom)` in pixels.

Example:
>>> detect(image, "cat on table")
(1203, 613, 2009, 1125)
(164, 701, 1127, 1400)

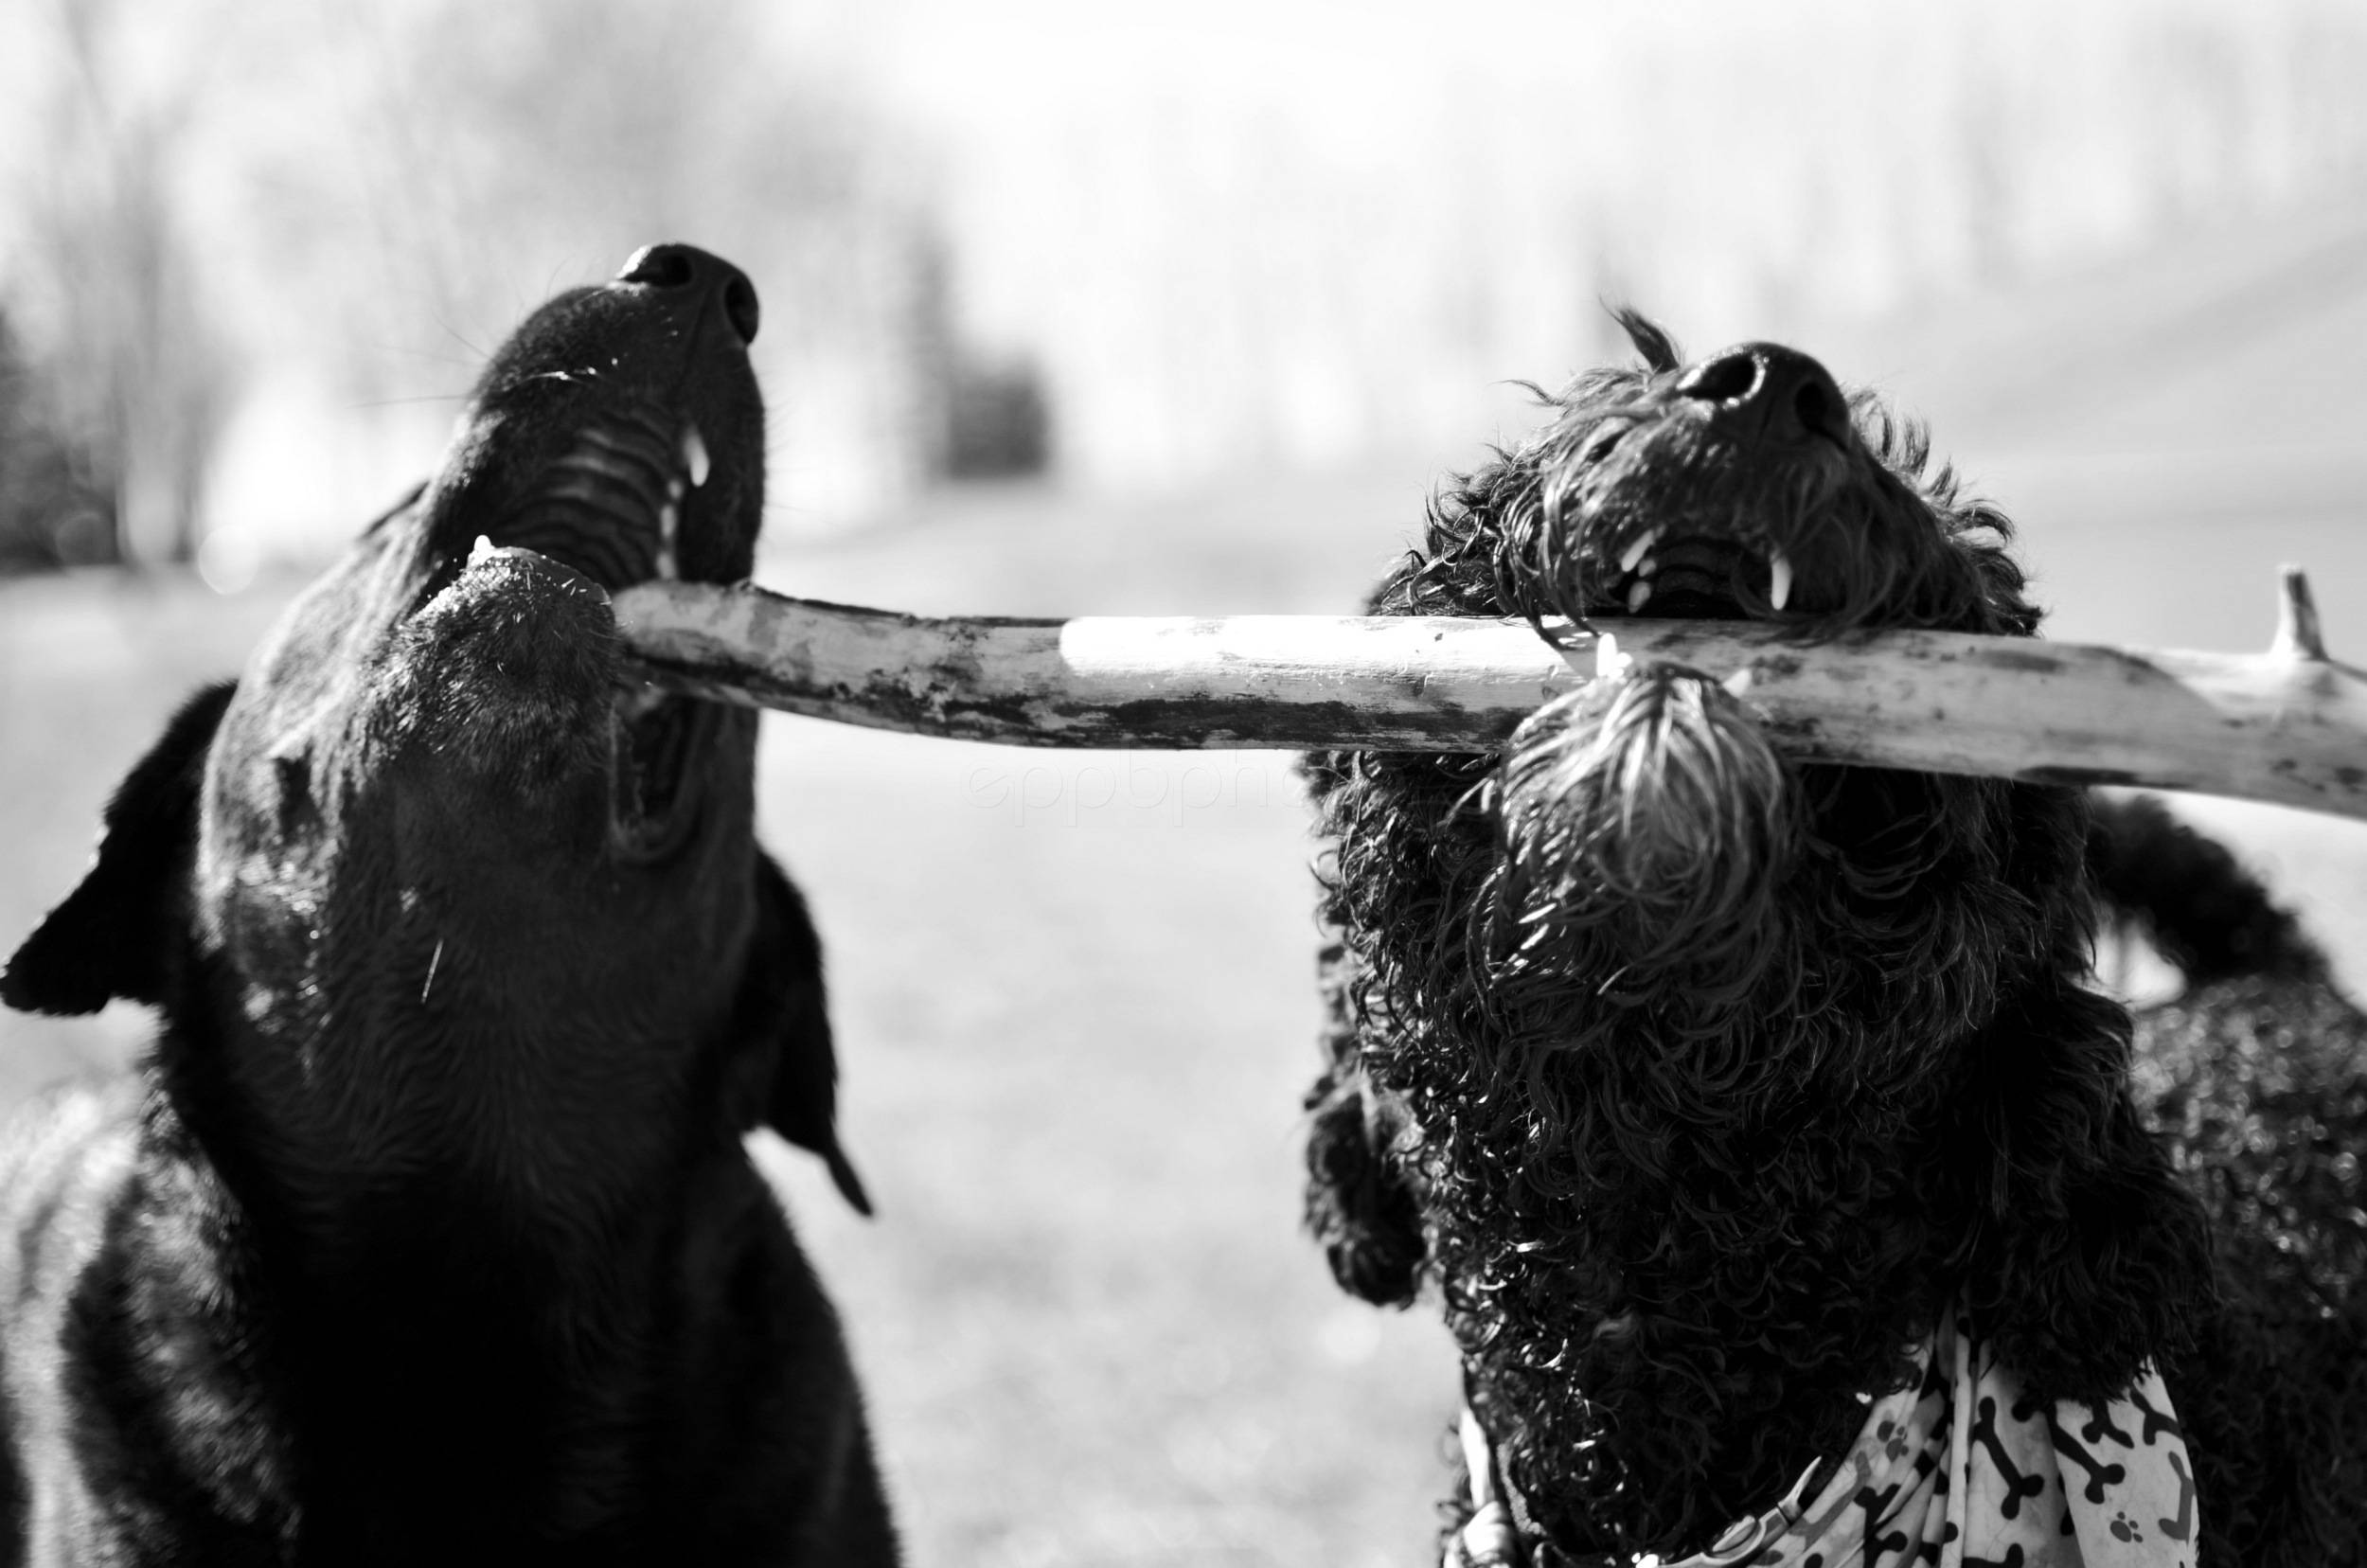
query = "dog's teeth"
(657, 502, 680, 579)
(1618, 529, 1661, 574)
(1638, 555, 1658, 578)
(681, 425, 710, 489)
(1626, 579, 1653, 614)
(469, 535, 498, 567)
(667, 473, 686, 502)
(1722, 668, 1754, 699)
(1593, 632, 1631, 682)
(1769, 551, 1793, 612)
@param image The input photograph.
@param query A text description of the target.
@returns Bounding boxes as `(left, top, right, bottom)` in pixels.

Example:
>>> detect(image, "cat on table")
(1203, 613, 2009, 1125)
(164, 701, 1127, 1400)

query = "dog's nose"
(1674, 343, 1849, 448)
(615, 243, 761, 347)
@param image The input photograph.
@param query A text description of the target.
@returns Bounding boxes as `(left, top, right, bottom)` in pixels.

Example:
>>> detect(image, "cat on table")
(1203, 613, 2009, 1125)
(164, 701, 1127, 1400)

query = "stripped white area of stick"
(1052, 615, 1575, 693)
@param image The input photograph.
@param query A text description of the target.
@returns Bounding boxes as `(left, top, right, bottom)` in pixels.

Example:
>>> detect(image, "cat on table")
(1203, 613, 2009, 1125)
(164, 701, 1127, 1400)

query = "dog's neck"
(142, 995, 776, 1543)
(1454, 1054, 1946, 1557)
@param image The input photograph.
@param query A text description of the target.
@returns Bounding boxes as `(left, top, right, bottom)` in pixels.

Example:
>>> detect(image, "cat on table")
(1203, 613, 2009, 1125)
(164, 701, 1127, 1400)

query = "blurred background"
(3, 0, 2365, 1562)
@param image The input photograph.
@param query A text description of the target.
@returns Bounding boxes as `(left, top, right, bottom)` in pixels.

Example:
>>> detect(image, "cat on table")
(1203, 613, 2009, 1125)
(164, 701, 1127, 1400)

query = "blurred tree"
(909, 226, 1050, 481)
(11, 0, 233, 567)
(0, 302, 117, 573)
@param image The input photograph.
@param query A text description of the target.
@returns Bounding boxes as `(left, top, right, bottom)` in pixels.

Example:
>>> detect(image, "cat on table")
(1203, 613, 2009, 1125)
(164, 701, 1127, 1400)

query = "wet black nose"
(615, 243, 761, 347)
(1674, 343, 1849, 448)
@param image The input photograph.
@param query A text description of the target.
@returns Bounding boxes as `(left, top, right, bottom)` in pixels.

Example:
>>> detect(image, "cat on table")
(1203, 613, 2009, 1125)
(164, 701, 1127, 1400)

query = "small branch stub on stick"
(612, 575, 2367, 822)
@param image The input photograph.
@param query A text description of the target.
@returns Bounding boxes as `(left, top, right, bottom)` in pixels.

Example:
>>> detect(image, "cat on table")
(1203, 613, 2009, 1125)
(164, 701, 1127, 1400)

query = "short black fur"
(1, 244, 895, 1567)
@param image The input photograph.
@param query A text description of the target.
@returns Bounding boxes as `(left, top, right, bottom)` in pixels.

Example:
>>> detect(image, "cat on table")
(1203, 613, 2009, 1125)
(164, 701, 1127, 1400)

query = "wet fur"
(1302, 316, 2367, 1564)
(0, 249, 896, 1566)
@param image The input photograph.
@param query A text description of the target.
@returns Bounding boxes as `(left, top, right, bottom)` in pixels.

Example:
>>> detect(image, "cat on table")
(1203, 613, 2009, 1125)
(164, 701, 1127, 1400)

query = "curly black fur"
(1302, 315, 2367, 1564)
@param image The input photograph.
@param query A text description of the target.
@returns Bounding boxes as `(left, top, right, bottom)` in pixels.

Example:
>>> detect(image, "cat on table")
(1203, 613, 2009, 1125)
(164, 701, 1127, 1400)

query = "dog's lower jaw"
(1493, 665, 1793, 988)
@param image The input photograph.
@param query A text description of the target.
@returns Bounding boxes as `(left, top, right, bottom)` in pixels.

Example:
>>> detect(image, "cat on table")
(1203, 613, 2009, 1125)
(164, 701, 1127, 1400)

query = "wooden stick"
(611, 573, 2367, 822)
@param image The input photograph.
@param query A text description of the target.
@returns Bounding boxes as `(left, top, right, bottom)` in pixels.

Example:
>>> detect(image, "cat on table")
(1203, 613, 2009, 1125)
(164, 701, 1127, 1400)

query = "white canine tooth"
(1593, 632, 1631, 682)
(1638, 555, 1658, 577)
(667, 473, 685, 502)
(469, 534, 498, 567)
(1626, 579, 1653, 614)
(657, 501, 680, 579)
(681, 425, 710, 489)
(1618, 528, 1661, 574)
(1769, 551, 1793, 612)
(1722, 668, 1755, 699)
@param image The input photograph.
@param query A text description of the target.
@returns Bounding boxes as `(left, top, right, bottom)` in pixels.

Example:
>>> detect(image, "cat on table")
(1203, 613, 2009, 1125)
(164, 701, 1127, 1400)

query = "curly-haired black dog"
(1302, 314, 2367, 1566)
(0, 246, 895, 1565)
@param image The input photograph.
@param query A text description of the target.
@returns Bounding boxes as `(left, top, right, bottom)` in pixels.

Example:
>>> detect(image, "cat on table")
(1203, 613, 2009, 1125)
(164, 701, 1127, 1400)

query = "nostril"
(1675, 352, 1761, 405)
(1793, 379, 1845, 445)
(721, 275, 760, 346)
(616, 243, 696, 290)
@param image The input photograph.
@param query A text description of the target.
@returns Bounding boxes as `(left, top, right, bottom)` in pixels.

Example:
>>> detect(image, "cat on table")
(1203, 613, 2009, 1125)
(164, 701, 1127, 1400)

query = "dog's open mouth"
(451, 403, 729, 861)
(1549, 411, 1823, 627)
(1585, 526, 1793, 622)
(609, 680, 716, 860)
(497, 406, 711, 587)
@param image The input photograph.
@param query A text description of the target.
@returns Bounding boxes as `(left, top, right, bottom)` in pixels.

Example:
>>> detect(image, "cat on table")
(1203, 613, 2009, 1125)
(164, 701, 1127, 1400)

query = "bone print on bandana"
(1648, 1310, 2198, 1568)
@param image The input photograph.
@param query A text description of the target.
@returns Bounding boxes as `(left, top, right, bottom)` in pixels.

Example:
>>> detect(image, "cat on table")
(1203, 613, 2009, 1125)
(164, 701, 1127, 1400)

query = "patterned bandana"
(1453, 1310, 2198, 1568)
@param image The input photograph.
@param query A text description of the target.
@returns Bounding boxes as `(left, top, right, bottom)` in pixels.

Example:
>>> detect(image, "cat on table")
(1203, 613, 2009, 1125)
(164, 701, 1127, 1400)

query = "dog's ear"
(2, 682, 237, 1017)
(1939, 978, 2216, 1407)
(1305, 1070, 1427, 1307)
(727, 850, 871, 1216)
(1303, 944, 1427, 1306)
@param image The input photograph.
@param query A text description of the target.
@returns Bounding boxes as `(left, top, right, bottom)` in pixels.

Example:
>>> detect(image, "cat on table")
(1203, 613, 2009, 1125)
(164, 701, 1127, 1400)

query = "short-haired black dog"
(1302, 314, 2367, 1566)
(0, 245, 896, 1565)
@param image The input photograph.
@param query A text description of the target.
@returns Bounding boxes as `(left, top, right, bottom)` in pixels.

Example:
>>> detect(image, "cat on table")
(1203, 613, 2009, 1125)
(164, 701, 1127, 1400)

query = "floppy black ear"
(1303, 942, 1427, 1306)
(728, 850, 871, 1216)
(2, 682, 237, 1017)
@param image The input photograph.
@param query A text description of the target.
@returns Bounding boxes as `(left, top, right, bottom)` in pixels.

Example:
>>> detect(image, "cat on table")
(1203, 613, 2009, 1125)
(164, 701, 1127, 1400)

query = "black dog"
(0, 245, 896, 1565)
(1302, 315, 2367, 1566)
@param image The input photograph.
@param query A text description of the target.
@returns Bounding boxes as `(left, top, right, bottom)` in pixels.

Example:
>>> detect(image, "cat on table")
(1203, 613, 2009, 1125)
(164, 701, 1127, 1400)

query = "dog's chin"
(376, 545, 720, 864)
(1495, 665, 1792, 978)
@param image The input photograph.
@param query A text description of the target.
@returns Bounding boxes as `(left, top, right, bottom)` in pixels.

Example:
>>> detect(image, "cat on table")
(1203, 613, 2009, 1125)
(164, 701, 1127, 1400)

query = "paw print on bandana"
(2109, 1511, 2145, 1545)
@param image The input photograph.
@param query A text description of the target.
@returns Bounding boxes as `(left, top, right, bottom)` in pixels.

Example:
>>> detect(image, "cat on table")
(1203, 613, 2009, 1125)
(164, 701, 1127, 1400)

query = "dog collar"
(1450, 1307, 2198, 1568)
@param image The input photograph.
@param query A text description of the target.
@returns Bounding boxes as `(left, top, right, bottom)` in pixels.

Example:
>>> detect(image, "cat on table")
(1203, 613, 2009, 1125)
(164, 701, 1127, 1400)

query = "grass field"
(6, 231, 2367, 1561)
